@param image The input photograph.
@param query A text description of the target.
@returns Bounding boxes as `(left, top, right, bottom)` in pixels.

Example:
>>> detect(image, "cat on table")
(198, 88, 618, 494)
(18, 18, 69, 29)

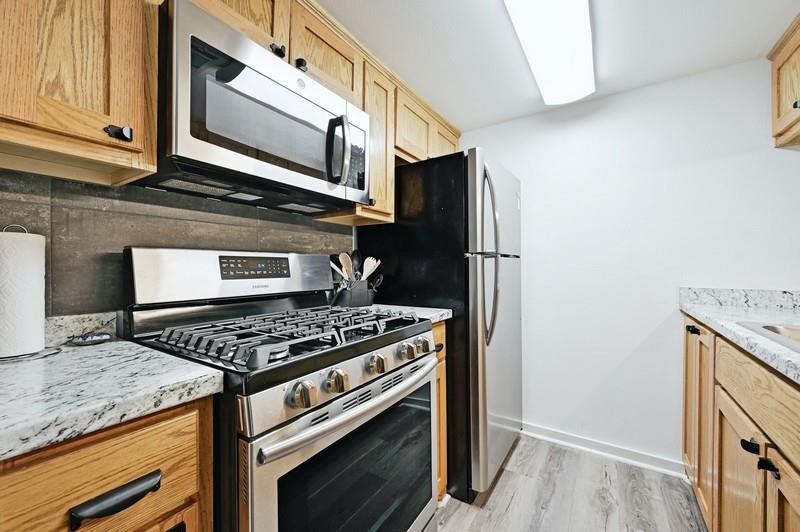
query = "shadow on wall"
(0, 169, 352, 315)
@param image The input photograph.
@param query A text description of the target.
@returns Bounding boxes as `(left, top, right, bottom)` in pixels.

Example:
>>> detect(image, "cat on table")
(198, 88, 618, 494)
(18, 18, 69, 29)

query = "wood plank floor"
(437, 435, 705, 532)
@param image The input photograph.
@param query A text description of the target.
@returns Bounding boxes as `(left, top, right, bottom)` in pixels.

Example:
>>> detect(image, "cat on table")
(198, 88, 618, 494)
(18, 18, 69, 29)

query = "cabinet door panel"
(193, 0, 290, 54)
(696, 325, 715, 527)
(290, 1, 363, 105)
(0, 2, 37, 121)
(33, 0, 145, 152)
(395, 88, 431, 161)
(431, 124, 458, 158)
(713, 386, 768, 532)
(683, 319, 699, 483)
(767, 449, 800, 532)
(363, 61, 395, 216)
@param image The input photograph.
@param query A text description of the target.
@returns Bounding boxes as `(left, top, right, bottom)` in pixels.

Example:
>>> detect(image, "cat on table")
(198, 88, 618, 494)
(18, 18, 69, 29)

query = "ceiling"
(315, 0, 800, 132)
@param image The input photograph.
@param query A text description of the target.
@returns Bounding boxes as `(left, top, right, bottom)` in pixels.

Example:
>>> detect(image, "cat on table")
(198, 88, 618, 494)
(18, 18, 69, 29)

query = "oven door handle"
(257, 355, 437, 465)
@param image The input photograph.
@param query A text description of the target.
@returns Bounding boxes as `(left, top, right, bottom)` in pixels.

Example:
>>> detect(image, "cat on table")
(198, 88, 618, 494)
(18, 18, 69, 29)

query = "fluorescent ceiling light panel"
(503, 0, 595, 105)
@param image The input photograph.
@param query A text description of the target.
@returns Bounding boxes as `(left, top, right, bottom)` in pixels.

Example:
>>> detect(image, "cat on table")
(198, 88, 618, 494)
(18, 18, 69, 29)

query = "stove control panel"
(219, 255, 290, 280)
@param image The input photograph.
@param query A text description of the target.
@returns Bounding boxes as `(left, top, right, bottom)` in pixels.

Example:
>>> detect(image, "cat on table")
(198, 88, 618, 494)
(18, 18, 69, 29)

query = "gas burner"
(149, 306, 421, 370)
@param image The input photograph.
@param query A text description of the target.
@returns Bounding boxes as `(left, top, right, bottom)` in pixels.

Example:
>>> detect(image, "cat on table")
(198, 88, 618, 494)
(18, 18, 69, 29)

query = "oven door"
(163, 0, 370, 209)
(241, 356, 438, 532)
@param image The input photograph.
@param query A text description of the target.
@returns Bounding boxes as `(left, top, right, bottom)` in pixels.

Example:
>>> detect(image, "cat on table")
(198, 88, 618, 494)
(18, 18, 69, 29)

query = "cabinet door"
(395, 88, 433, 161)
(713, 386, 769, 532)
(430, 123, 458, 158)
(289, 0, 363, 105)
(771, 18, 800, 141)
(363, 61, 395, 217)
(193, 0, 290, 56)
(683, 320, 699, 484)
(436, 358, 448, 501)
(767, 448, 800, 532)
(0, 0, 147, 153)
(696, 323, 716, 528)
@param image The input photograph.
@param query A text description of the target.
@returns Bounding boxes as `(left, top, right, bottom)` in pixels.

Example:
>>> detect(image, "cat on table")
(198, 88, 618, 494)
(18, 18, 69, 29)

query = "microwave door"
(343, 103, 371, 205)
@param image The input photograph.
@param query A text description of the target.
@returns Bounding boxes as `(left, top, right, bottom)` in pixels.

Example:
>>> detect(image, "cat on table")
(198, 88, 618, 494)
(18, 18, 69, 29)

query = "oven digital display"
(219, 256, 290, 280)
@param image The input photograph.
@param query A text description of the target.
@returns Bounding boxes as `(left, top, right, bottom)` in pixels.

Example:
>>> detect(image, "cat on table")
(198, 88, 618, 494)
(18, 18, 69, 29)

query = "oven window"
(189, 37, 366, 189)
(278, 383, 432, 531)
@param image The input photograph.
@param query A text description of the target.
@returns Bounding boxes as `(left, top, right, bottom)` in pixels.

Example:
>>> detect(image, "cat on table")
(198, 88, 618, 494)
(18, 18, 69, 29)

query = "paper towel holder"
(2, 224, 29, 233)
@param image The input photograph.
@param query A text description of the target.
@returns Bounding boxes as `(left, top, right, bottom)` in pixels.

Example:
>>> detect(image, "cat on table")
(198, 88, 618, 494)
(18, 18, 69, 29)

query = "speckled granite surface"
(680, 288, 800, 385)
(366, 304, 452, 324)
(45, 312, 117, 347)
(0, 341, 223, 460)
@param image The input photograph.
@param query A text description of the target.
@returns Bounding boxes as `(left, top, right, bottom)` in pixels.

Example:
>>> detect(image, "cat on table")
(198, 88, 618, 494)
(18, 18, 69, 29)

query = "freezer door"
(467, 254, 522, 493)
(466, 148, 521, 256)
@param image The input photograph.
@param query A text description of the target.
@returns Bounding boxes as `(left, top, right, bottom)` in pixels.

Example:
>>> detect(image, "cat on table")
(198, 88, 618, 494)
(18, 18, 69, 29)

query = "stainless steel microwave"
(135, 0, 370, 215)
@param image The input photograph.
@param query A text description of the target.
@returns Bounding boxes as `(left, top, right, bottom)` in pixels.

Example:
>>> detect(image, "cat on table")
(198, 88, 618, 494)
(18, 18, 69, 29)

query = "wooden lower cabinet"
(0, 398, 212, 532)
(683, 317, 715, 528)
(713, 386, 769, 532)
(433, 321, 448, 500)
(766, 448, 800, 532)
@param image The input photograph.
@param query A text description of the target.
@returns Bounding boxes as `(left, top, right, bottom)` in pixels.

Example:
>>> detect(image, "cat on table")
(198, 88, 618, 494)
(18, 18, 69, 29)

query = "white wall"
(462, 59, 800, 473)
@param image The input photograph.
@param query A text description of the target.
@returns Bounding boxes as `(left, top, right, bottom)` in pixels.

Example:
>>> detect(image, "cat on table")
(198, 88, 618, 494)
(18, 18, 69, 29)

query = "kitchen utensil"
(372, 273, 383, 291)
(362, 257, 380, 280)
(339, 252, 355, 281)
(350, 249, 362, 276)
(330, 261, 347, 280)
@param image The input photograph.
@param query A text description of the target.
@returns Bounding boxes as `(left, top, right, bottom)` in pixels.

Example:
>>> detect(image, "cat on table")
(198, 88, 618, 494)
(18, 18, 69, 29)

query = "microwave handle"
(325, 115, 351, 185)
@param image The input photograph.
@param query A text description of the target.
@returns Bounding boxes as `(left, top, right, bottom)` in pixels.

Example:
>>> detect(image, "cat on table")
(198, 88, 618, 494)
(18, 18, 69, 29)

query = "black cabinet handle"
(793, 100, 800, 109)
(103, 124, 133, 142)
(740, 437, 760, 455)
(686, 325, 701, 335)
(269, 43, 286, 58)
(295, 58, 308, 72)
(166, 523, 187, 532)
(68, 469, 162, 530)
(435, 343, 444, 353)
(757, 457, 781, 479)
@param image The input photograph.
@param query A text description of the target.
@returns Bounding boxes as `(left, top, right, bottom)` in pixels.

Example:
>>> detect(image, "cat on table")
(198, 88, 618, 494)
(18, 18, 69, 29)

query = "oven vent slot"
(381, 373, 405, 392)
(310, 412, 329, 426)
(342, 390, 373, 412)
(408, 364, 421, 375)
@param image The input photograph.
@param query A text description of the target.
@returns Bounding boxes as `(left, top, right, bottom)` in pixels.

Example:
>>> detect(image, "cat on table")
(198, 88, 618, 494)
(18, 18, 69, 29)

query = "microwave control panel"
(219, 256, 290, 280)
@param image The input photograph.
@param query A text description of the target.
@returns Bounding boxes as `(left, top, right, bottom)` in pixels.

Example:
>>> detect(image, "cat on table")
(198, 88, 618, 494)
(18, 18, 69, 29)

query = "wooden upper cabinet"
(770, 14, 800, 147)
(713, 386, 769, 532)
(289, 0, 363, 105)
(0, 0, 156, 183)
(430, 123, 458, 158)
(766, 448, 800, 532)
(363, 61, 396, 217)
(395, 88, 433, 161)
(192, 0, 290, 57)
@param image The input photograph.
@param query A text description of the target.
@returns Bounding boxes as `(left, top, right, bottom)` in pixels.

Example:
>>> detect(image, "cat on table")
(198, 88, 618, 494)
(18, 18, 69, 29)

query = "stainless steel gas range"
(118, 247, 439, 532)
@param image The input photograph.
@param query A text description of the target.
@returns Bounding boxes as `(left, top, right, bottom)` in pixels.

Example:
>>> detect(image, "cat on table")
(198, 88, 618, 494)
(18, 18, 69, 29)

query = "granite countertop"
(680, 287, 800, 386)
(367, 304, 453, 324)
(0, 341, 223, 461)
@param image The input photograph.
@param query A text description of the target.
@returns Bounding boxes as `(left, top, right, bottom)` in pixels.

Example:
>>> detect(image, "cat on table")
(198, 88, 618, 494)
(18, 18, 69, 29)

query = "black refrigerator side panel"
(357, 151, 474, 502)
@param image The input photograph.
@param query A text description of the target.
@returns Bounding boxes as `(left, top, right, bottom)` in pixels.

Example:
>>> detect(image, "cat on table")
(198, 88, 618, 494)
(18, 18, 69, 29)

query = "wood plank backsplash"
(0, 169, 352, 315)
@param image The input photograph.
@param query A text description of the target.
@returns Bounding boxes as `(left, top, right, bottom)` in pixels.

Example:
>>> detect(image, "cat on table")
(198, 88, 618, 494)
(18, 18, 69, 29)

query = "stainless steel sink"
(739, 321, 800, 352)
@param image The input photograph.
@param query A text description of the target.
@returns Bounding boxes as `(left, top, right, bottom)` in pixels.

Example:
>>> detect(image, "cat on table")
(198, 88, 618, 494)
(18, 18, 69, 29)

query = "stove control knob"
(325, 368, 350, 393)
(367, 354, 387, 374)
(287, 380, 317, 409)
(398, 342, 416, 360)
(415, 336, 432, 354)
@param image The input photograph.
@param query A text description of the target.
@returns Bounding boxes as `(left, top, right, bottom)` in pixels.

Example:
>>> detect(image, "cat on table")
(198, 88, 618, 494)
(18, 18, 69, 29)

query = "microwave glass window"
(277, 383, 432, 531)
(189, 38, 365, 188)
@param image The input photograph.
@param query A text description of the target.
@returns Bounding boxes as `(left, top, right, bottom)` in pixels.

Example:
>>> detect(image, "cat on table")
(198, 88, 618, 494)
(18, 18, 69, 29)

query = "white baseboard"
(521, 422, 686, 478)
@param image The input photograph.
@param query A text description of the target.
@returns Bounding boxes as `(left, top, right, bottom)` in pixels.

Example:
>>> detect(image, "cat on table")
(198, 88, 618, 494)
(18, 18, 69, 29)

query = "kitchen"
(1, 0, 800, 531)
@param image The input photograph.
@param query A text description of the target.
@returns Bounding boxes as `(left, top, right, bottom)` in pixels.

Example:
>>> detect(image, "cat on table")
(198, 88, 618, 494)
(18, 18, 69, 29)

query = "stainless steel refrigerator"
(357, 147, 522, 502)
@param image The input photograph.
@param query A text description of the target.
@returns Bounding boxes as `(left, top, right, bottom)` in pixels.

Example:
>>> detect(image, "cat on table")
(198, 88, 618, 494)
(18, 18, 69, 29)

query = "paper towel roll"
(0, 229, 46, 357)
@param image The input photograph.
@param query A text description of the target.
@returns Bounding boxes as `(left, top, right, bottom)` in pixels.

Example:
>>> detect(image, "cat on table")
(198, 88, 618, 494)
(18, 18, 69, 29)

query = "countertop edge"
(680, 303, 800, 386)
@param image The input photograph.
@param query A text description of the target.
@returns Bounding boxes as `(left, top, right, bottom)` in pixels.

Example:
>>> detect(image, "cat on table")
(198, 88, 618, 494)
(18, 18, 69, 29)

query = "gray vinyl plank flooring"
(437, 435, 706, 532)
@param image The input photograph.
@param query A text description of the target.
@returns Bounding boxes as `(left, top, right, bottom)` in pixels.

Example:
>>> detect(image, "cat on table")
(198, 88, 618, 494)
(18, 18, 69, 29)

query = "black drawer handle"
(793, 99, 800, 109)
(103, 124, 133, 142)
(295, 57, 308, 72)
(740, 437, 760, 455)
(757, 457, 781, 480)
(68, 469, 162, 530)
(685, 325, 701, 335)
(435, 343, 444, 353)
(269, 43, 286, 58)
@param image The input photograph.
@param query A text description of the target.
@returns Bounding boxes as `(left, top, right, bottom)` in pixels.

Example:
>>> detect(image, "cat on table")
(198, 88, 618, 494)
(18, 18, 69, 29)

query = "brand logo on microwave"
(252, 284, 270, 289)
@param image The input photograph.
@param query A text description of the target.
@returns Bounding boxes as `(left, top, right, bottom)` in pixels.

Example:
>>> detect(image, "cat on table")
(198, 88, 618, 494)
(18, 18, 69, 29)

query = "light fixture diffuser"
(503, 0, 596, 105)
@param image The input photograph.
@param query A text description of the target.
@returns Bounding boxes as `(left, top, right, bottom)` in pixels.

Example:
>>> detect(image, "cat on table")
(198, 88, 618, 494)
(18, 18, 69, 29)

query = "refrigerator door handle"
(483, 165, 500, 345)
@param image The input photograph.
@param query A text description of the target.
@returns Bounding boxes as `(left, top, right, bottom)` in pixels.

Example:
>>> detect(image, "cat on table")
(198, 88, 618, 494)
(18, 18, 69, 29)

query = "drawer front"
(715, 337, 800, 472)
(0, 409, 200, 531)
(433, 321, 447, 362)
